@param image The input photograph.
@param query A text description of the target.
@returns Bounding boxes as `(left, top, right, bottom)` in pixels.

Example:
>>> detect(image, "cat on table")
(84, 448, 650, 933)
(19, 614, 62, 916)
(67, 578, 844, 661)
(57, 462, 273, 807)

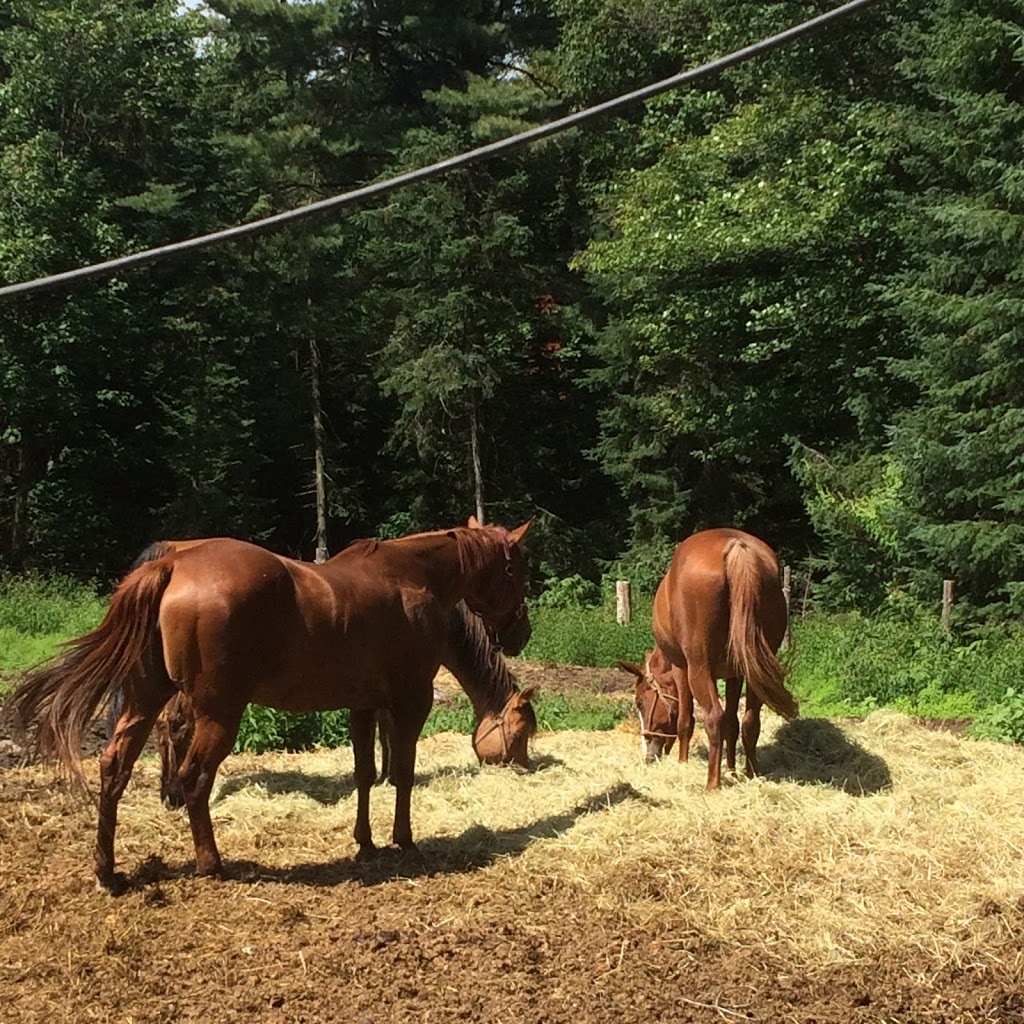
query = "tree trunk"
(470, 404, 485, 525)
(309, 335, 329, 563)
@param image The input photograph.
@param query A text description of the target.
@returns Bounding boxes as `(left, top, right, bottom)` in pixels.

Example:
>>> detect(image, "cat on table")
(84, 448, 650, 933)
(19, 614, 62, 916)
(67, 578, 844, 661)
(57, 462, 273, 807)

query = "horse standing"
(6, 520, 531, 890)
(152, 599, 539, 806)
(648, 528, 797, 789)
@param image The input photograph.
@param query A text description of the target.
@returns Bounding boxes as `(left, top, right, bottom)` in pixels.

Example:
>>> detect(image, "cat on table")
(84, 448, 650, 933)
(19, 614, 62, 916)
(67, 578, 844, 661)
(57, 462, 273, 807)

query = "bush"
(787, 611, 1024, 719)
(0, 572, 106, 638)
(971, 688, 1024, 745)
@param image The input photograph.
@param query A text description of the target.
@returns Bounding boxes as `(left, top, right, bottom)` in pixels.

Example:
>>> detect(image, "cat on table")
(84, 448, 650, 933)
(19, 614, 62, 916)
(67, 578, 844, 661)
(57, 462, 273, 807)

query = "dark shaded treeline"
(2, 0, 1022, 621)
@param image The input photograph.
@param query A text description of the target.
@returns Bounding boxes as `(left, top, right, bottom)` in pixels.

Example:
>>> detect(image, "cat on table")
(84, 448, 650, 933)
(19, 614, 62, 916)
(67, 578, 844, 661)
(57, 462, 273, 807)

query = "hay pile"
(3, 711, 1024, 1022)
(196, 713, 1024, 967)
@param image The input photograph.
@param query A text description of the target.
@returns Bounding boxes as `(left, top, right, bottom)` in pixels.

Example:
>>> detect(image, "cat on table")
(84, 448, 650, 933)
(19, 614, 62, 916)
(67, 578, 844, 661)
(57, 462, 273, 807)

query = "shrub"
(971, 688, 1024, 745)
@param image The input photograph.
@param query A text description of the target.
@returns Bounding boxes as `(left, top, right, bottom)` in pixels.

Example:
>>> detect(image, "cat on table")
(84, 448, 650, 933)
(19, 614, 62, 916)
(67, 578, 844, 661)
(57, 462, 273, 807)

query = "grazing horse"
(617, 645, 685, 763)
(649, 528, 797, 790)
(6, 519, 532, 890)
(150, 600, 539, 807)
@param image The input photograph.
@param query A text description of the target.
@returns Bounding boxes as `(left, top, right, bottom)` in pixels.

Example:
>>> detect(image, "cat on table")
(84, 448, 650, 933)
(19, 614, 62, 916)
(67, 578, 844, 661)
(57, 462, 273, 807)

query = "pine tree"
(886, 0, 1024, 618)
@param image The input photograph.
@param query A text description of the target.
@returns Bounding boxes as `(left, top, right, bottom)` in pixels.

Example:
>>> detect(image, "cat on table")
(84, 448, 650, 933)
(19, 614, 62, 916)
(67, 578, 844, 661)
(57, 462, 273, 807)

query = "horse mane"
(445, 603, 533, 733)
(448, 526, 508, 578)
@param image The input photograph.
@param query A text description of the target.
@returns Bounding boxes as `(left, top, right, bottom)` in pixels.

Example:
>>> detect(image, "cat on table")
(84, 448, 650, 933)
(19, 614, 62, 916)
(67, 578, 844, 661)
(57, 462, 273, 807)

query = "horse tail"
(103, 540, 188, 738)
(724, 539, 798, 720)
(7, 559, 174, 787)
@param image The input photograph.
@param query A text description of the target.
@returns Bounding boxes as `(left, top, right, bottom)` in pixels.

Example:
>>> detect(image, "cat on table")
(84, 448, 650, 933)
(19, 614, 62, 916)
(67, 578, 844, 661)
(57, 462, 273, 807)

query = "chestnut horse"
(618, 645, 684, 762)
(7, 519, 531, 890)
(148, 599, 539, 807)
(648, 528, 797, 789)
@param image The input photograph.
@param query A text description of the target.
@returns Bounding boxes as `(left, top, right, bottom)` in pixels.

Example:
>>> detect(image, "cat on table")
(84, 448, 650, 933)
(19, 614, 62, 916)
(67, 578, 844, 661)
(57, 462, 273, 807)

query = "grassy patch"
(521, 597, 655, 666)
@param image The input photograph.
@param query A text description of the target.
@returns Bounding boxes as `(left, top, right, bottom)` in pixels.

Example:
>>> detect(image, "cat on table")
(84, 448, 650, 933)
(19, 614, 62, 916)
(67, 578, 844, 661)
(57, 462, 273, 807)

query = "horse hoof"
(355, 842, 378, 861)
(95, 871, 126, 896)
(195, 861, 223, 879)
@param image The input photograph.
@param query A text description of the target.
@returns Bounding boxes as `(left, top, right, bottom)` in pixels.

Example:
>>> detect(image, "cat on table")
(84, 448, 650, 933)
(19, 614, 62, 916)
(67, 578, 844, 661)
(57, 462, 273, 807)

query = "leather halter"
(639, 670, 679, 742)
(473, 690, 522, 760)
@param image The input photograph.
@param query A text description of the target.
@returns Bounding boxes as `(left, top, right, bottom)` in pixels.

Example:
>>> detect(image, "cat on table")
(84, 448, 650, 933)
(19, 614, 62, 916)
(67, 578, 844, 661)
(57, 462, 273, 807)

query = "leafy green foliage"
(234, 705, 350, 755)
(422, 690, 631, 737)
(971, 689, 1024, 745)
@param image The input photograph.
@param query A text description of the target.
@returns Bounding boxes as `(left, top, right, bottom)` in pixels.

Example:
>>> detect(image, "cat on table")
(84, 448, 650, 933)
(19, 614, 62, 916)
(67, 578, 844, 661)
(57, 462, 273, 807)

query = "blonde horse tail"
(725, 539, 798, 720)
(5, 559, 174, 788)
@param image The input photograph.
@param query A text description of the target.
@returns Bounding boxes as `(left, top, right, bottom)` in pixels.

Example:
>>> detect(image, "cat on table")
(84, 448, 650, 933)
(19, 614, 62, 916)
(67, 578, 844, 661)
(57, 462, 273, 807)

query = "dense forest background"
(2, 0, 1022, 624)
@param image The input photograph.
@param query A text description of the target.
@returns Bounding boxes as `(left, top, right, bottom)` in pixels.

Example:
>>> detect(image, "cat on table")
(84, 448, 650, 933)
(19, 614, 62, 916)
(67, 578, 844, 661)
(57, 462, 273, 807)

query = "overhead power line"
(0, 0, 885, 301)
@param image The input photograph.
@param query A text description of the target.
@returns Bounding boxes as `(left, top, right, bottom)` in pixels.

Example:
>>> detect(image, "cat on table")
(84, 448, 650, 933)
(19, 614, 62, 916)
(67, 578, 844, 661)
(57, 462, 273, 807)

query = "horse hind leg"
(177, 703, 244, 877)
(688, 666, 724, 791)
(723, 678, 742, 773)
(96, 681, 173, 891)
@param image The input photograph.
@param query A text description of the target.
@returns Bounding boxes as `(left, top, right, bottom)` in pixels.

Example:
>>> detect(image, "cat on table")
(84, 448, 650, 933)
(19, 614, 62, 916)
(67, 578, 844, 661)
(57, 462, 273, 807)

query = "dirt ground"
(2, 661, 1023, 1024)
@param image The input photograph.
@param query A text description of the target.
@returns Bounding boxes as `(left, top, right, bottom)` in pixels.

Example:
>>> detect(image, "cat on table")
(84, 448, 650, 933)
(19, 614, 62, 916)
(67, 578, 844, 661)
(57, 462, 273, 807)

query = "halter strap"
(639, 672, 679, 740)
(473, 690, 521, 759)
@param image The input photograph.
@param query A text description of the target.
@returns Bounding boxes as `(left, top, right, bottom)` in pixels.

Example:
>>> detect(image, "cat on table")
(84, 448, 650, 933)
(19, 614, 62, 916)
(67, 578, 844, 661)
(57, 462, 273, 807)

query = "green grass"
(5, 572, 1024, 745)
(0, 573, 107, 685)
(521, 597, 655, 667)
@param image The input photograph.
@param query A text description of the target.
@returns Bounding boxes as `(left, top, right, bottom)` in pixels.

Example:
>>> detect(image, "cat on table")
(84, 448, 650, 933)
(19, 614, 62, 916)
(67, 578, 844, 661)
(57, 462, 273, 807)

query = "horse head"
(617, 650, 678, 762)
(472, 685, 538, 768)
(457, 516, 533, 644)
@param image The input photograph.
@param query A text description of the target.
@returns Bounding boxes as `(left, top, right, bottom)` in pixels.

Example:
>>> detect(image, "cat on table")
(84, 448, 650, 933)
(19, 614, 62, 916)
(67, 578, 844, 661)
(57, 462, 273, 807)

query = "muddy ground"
(1, 662, 1021, 1024)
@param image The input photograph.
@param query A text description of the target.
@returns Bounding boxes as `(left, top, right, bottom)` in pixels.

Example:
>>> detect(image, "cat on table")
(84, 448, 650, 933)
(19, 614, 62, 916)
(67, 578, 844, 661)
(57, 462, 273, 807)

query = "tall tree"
(885, 0, 1024, 619)
(565, 1, 912, 576)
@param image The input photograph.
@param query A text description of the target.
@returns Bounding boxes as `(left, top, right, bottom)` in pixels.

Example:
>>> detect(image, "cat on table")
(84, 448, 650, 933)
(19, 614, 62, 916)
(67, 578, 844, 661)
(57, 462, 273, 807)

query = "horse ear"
(518, 685, 539, 702)
(617, 660, 643, 679)
(467, 515, 482, 529)
(508, 518, 534, 545)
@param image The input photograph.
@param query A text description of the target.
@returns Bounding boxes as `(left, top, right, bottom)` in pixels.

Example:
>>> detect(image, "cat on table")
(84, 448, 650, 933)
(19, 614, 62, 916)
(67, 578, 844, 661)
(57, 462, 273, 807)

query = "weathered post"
(942, 579, 955, 633)
(616, 580, 632, 625)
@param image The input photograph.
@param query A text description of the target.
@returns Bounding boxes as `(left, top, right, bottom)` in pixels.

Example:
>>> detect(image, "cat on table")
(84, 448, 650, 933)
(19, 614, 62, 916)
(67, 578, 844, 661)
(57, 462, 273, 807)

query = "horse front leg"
(742, 688, 764, 778)
(672, 664, 695, 763)
(350, 709, 378, 856)
(375, 709, 394, 786)
(178, 708, 242, 878)
(96, 700, 164, 891)
(688, 666, 724, 791)
(386, 697, 432, 851)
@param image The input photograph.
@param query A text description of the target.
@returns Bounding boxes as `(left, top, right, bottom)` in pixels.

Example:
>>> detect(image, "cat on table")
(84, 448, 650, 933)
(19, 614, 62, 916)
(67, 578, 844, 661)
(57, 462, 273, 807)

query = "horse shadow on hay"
(683, 717, 892, 795)
(211, 751, 569, 806)
(755, 718, 892, 795)
(121, 780, 650, 892)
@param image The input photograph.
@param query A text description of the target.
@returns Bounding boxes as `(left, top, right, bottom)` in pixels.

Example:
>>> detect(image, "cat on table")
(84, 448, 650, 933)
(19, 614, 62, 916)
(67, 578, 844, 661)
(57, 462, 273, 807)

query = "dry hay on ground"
(2, 711, 1024, 1023)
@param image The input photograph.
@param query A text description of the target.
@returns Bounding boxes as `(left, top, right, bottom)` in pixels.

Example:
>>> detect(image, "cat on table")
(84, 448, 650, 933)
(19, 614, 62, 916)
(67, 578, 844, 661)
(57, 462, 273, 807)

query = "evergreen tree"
(886, 0, 1024, 619)
(569, 1, 911, 568)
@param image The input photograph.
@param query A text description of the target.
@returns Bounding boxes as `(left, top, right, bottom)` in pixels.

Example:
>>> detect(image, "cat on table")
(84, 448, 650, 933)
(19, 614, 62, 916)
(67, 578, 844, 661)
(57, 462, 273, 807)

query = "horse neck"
(380, 531, 476, 608)
(443, 602, 518, 720)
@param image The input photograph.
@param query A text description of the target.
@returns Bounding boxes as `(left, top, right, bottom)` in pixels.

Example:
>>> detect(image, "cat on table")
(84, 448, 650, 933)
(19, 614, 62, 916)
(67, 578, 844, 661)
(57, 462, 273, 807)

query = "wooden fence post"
(942, 579, 955, 633)
(781, 564, 792, 650)
(616, 580, 632, 625)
